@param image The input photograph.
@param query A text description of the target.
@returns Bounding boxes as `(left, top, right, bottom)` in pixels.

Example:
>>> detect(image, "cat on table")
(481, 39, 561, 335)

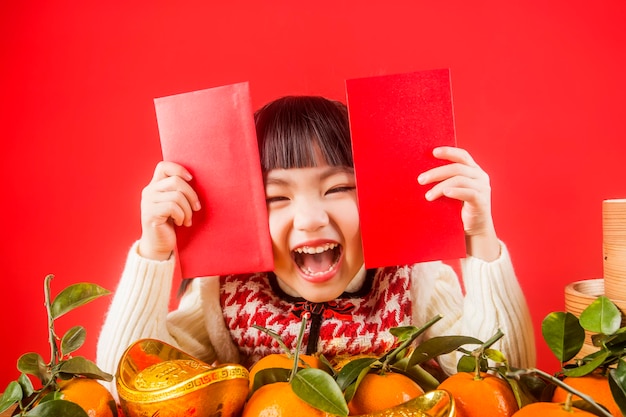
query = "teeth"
(302, 264, 336, 276)
(294, 243, 338, 254)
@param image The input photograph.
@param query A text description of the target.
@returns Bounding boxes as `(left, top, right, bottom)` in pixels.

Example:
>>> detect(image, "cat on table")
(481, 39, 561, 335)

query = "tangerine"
(242, 381, 330, 417)
(347, 372, 425, 415)
(437, 371, 518, 417)
(512, 401, 596, 416)
(58, 377, 117, 417)
(552, 373, 622, 417)
(248, 353, 323, 389)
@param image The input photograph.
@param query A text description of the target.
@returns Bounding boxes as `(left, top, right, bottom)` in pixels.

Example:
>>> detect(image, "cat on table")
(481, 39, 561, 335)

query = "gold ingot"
(354, 389, 455, 417)
(117, 338, 249, 417)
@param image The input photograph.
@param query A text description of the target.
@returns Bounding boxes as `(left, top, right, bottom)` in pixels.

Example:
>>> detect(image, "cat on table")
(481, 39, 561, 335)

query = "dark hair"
(254, 96, 353, 172)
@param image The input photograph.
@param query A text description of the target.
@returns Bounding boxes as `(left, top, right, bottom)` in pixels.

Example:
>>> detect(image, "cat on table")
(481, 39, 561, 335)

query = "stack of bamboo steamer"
(564, 199, 626, 357)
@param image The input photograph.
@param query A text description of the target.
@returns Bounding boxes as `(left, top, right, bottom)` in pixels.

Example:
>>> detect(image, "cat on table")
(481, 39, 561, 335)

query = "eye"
(326, 186, 356, 195)
(266, 196, 290, 204)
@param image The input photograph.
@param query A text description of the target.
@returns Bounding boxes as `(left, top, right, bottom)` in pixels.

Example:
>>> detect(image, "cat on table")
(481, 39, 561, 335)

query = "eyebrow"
(265, 166, 354, 186)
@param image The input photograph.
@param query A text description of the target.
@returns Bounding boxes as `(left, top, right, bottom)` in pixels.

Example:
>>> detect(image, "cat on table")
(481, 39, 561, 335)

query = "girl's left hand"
(417, 146, 500, 261)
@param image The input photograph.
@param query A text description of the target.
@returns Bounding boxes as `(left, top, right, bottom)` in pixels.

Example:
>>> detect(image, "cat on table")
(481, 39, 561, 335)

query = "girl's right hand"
(138, 161, 201, 260)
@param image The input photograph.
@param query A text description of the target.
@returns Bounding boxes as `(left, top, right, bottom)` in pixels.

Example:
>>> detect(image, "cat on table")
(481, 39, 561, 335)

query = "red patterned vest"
(219, 266, 413, 368)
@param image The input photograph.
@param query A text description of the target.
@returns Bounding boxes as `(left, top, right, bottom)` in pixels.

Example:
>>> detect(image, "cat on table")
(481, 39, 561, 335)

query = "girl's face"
(265, 162, 363, 303)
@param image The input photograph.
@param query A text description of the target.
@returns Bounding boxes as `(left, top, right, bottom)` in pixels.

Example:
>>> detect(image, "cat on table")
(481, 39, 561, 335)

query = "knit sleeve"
(95, 242, 222, 400)
(460, 241, 536, 370)
(410, 241, 536, 375)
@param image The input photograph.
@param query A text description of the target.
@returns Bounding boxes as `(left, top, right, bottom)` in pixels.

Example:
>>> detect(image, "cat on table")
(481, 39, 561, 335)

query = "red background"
(1, 1, 625, 390)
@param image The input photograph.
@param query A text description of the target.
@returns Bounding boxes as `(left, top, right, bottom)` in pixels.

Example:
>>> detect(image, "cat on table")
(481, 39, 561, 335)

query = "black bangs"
(255, 96, 353, 172)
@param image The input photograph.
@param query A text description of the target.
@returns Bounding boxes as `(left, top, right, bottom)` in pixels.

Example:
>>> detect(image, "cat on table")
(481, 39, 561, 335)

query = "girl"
(97, 95, 536, 398)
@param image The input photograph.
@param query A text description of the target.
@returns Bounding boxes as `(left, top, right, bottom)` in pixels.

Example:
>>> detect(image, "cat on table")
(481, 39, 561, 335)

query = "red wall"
(2, 1, 625, 390)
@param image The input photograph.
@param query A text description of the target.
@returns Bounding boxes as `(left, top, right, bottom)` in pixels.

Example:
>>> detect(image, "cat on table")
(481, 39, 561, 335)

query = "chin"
(299, 286, 346, 303)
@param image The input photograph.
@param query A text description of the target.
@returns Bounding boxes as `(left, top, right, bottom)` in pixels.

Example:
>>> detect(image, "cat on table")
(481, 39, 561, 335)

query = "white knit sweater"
(97, 240, 536, 399)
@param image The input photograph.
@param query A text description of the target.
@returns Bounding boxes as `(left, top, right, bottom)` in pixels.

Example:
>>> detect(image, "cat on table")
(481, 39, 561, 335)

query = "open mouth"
(292, 243, 342, 277)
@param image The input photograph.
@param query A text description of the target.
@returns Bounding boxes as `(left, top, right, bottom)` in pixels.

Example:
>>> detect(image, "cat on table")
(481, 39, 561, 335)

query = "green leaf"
(249, 368, 290, 394)
(541, 312, 585, 363)
(344, 363, 375, 404)
(609, 358, 626, 416)
(18, 373, 35, 399)
(57, 357, 113, 381)
(18, 353, 48, 382)
(0, 381, 22, 413)
(456, 354, 475, 372)
(456, 354, 487, 373)
(484, 348, 507, 363)
(503, 371, 548, 407)
(407, 335, 482, 367)
(335, 357, 378, 391)
(318, 354, 336, 376)
(389, 326, 419, 342)
(38, 390, 63, 405)
(563, 350, 610, 377)
(605, 329, 626, 350)
(24, 399, 89, 417)
(61, 326, 86, 357)
(579, 296, 622, 335)
(50, 283, 110, 320)
(292, 368, 349, 417)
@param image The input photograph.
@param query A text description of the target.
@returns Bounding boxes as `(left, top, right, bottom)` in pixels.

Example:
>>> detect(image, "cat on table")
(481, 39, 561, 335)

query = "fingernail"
(425, 190, 433, 201)
(194, 201, 202, 211)
(417, 174, 426, 184)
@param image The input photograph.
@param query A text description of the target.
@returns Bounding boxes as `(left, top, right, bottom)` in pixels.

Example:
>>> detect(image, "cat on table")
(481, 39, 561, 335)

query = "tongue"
(300, 251, 334, 273)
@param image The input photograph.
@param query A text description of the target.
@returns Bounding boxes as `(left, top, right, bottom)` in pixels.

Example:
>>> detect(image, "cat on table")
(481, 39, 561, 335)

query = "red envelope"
(154, 82, 274, 278)
(345, 69, 466, 268)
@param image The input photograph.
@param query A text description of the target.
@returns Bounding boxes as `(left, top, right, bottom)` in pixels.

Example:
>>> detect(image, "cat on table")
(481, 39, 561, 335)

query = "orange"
(242, 381, 329, 417)
(58, 377, 117, 417)
(347, 372, 425, 415)
(552, 373, 622, 417)
(248, 353, 323, 389)
(512, 402, 596, 416)
(437, 371, 518, 417)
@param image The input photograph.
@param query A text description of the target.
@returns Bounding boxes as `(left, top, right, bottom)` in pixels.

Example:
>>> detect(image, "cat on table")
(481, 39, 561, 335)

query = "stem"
(44, 275, 59, 368)
(382, 315, 443, 369)
(472, 329, 505, 380)
(290, 315, 308, 383)
(563, 393, 574, 412)
(253, 325, 293, 357)
(507, 368, 613, 417)
(481, 328, 505, 350)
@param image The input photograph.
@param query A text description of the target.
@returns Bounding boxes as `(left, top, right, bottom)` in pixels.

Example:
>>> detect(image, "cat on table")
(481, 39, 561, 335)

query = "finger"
(149, 175, 202, 211)
(143, 188, 196, 227)
(151, 161, 193, 183)
(159, 200, 189, 227)
(153, 190, 196, 225)
(418, 162, 487, 186)
(425, 176, 490, 203)
(432, 146, 479, 167)
(440, 186, 483, 205)
(143, 197, 189, 227)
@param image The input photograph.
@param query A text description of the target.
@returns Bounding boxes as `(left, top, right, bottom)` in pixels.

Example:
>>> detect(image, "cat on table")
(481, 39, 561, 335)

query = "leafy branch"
(538, 295, 626, 415)
(0, 274, 112, 417)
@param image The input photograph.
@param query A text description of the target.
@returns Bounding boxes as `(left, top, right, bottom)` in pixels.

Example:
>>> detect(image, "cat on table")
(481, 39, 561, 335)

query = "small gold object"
(117, 339, 249, 417)
(366, 389, 455, 417)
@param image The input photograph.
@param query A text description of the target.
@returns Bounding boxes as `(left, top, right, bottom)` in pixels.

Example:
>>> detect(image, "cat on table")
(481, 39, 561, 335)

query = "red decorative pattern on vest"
(220, 267, 413, 368)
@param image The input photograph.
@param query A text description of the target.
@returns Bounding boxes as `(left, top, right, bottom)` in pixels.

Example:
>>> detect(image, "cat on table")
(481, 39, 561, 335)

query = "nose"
(293, 199, 329, 232)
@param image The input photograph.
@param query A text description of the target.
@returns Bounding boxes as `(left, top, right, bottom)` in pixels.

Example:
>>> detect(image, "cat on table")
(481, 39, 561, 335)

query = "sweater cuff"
(460, 240, 515, 294)
(462, 239, 508, 268)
